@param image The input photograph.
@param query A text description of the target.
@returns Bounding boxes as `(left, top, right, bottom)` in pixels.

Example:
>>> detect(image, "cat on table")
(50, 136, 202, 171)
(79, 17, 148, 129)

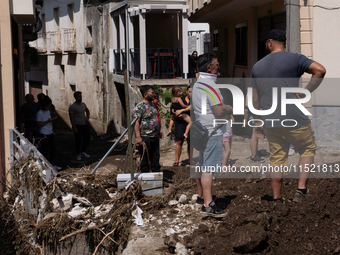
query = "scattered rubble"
(4, 143, 340, 255)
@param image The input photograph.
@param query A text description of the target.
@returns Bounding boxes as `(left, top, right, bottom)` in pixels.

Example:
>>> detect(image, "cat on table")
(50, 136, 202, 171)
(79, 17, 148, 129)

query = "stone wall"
(312, 106, 340, 146)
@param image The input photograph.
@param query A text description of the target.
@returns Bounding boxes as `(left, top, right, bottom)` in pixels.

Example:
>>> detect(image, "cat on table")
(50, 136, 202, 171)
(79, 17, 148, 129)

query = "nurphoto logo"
(198, 83, 311, 128)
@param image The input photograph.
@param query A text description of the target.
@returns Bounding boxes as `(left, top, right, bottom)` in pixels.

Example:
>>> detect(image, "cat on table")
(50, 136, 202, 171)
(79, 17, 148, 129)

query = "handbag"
(190, 120, 224, 151)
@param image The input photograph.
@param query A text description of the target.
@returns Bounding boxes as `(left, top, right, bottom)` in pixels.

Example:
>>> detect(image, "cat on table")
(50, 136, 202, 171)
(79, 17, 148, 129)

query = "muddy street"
(2, 125, 340, 255)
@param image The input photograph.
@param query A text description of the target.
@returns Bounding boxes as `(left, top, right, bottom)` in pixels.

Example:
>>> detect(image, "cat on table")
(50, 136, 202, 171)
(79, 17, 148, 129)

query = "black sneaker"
(201, 201, 227, 217)
(293, 188, 309, 202)
(196, 195, 217, 205)
(272, 197, 285, 204)
(261, 195, 285, 204)
(250, 154, 265, 163)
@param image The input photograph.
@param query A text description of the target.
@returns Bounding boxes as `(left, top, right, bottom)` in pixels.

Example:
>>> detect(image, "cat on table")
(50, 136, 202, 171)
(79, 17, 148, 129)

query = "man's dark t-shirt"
(250, 51, 314, 129)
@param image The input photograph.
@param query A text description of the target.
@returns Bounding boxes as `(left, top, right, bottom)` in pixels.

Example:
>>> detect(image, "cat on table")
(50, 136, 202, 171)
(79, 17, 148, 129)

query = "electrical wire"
(313, 5, 340, 10)
(285, 2, 340, 10)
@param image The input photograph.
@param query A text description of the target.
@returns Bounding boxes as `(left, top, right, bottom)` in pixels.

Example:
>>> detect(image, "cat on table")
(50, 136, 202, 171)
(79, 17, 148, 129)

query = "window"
(87, 26, 93, 44)
(235, 22, 247, 66)
(213, 29, 219, 50)
(41, 14, 45, 33)
(54, 8, 59, 31)
(60, 65, 65, 89)
(70, 84, 76, 92)
(67, 4, 74, 28)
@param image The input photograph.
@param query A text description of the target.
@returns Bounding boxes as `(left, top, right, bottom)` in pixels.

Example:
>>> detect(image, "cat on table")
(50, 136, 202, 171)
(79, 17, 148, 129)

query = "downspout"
(104, 11, 110, 131)
(106, 61, 110, 130)
(286, 0, 301, 53)
(124, 7, 134, 181)
(0, 23, 5, 195)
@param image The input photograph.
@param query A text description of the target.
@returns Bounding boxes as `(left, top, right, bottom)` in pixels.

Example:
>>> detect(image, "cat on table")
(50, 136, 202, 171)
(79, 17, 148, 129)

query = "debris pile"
(3, 156, 194, 254)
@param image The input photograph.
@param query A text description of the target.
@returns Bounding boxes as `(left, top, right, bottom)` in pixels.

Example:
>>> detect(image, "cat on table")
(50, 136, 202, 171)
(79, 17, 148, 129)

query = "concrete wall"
(188, 22, 209, 55)
(312, 106, 340, 146)
(305, 0, 340, 146)
(39, 0, 120, 134)
(188, 35, 196, 54)
(1, 0, 16, 174)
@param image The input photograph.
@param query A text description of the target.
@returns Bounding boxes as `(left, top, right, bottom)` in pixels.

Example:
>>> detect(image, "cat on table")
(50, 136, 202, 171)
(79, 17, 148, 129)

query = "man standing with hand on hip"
(250, 29, 326, 203)
(69, 91, 91, 161)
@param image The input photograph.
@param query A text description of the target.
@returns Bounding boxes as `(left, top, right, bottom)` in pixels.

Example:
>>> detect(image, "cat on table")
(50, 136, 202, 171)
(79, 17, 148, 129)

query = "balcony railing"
(114, 48, 183, 79)
(36, 33, 47, 53)
(113, 49, 121, 74)
(130, 48, 140, 78)
(146, 48, 183, 79)
(113, 49, 127, 74)
(49, 31, 61, 53)
(63, 29, 76, 52)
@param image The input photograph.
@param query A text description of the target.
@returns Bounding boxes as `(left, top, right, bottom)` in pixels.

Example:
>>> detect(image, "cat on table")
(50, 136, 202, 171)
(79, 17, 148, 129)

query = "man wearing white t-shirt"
(36, 96, 61, 170)
(192, 53, 233, 216)
(69, 91, 91, 161)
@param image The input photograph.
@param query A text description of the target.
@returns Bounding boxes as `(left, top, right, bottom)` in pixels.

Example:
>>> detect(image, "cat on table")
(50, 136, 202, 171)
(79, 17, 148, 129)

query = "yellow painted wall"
(1, 1, 16, 181)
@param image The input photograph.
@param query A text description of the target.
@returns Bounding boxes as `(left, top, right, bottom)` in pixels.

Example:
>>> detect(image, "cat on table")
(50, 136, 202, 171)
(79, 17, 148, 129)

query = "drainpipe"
(106, 61, 110, 131)
(124, 7, 134, 181)
(286, 0, 301, 53)
(0, 25, 5, 195)
(104, 11, 110, 131)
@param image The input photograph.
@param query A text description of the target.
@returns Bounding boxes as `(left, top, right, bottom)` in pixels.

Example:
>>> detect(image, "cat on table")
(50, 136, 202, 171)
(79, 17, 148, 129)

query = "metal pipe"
(125, 7, 135, 181)
(106, 62, 110, 128)
(103, 10, 110, 130)
(91, 117, 137, 174)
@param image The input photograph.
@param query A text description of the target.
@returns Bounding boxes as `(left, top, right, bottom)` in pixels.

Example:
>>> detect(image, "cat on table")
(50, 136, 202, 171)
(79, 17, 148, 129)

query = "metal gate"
(9, 129, 60, 215)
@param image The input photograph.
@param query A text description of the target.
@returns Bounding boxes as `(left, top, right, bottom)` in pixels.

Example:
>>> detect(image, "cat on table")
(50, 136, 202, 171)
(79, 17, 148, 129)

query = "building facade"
(187, 0, 340, 146)
(28, 0, 191, 135)
(1, 0, 37, 192)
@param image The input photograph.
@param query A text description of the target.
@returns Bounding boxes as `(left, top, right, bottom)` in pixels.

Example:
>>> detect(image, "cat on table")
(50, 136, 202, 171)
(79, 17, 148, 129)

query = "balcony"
(64, 29, 76, 53)
(49, 31, 61, 53)
(113, 48, 184, 79)
(36, 33, 47, 53)
(146, 48, 183, 79)
(10, 0, 35, 24)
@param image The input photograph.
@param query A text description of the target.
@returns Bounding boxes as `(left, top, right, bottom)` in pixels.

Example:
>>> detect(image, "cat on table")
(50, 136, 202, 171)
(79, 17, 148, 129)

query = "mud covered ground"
(3, 122, 340, 254)
(57, 157, 340, 254)
(53, 125, 340, 254)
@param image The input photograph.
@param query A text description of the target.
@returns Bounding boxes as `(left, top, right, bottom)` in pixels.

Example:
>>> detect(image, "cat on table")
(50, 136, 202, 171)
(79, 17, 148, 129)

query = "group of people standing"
(134, 29, 326, 217)
(192, 29, 325, 216)
(133, 84, 193, 172)
(21, 93, 60, 169)
(20, 91, 91, 169)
